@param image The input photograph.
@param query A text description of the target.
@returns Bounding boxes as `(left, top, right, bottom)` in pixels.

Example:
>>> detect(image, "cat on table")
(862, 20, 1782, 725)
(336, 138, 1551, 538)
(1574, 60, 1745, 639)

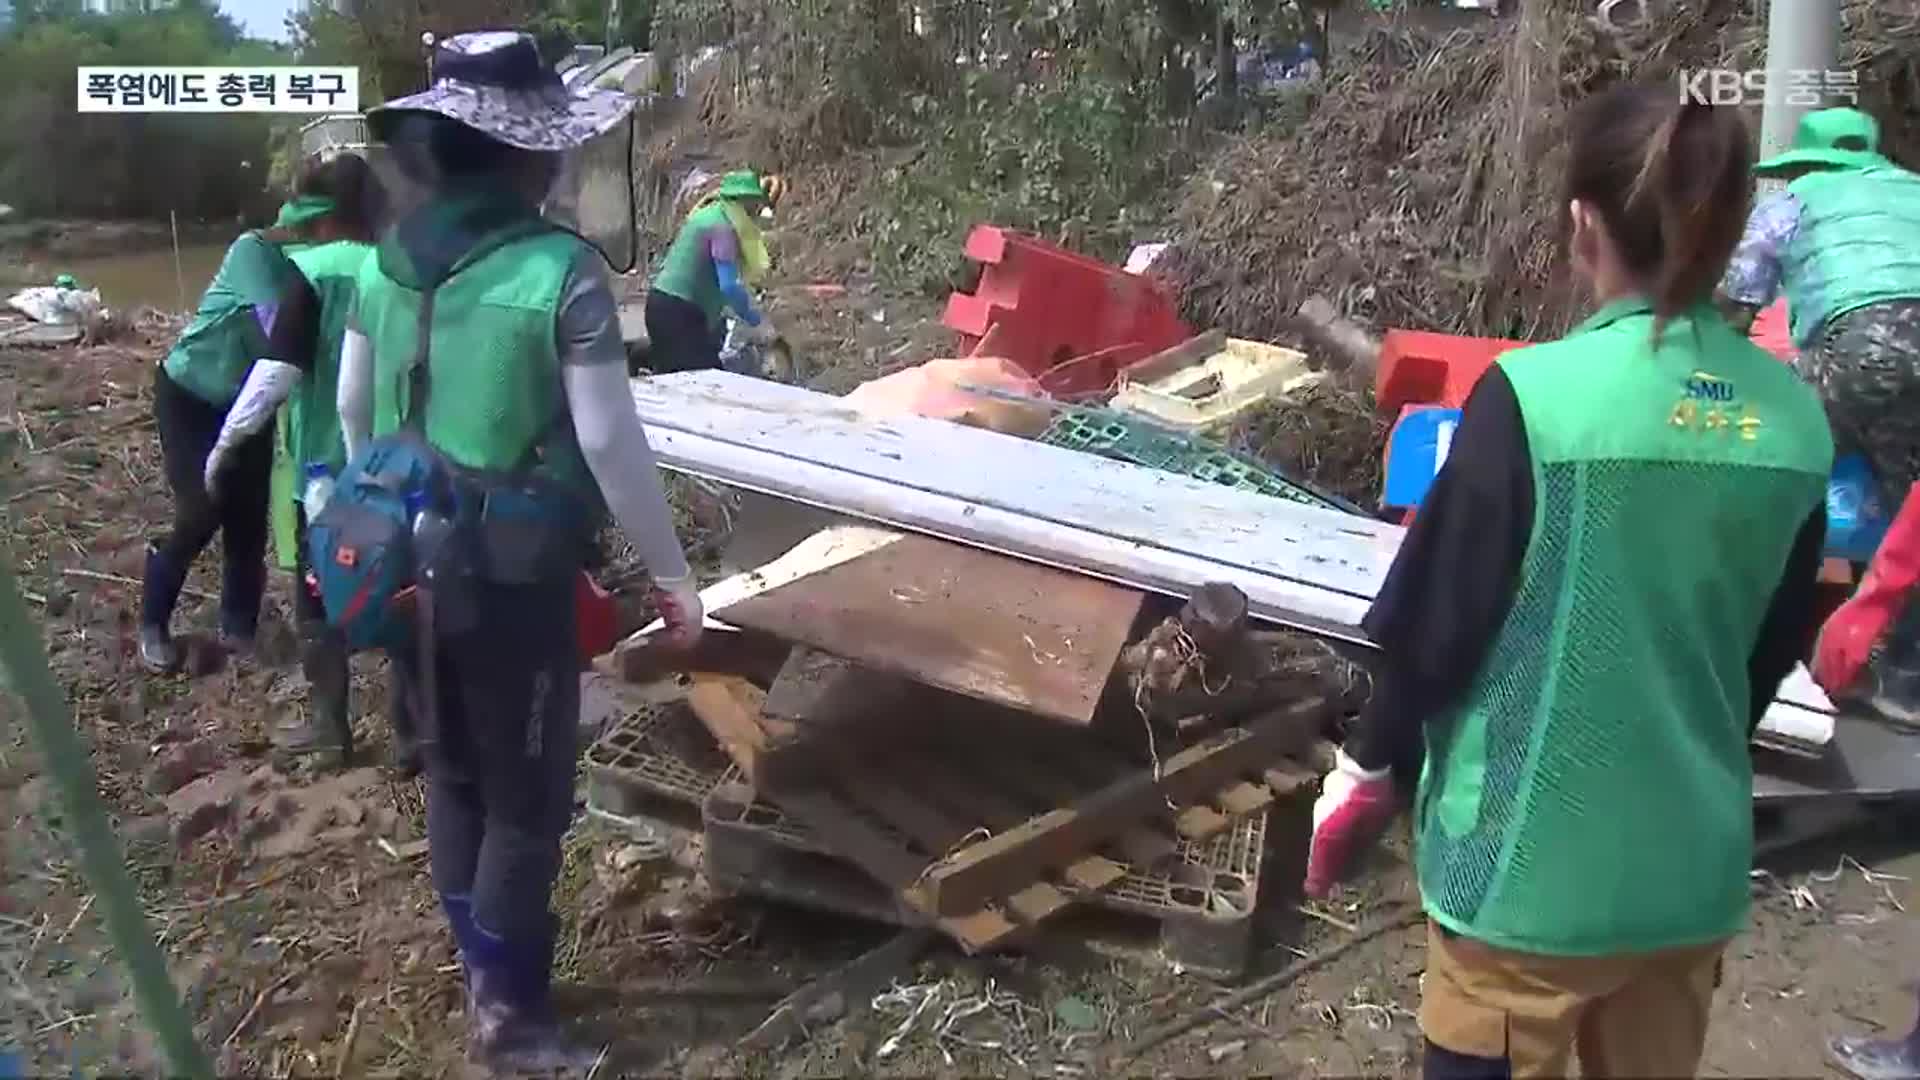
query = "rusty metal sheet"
(715, 534, 1145, 726)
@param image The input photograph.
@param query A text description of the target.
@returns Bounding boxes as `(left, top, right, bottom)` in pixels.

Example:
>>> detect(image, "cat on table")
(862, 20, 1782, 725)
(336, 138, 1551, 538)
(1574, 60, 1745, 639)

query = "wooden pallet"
(702, 783, 1276, 976)
(688, 671, 1326, 951)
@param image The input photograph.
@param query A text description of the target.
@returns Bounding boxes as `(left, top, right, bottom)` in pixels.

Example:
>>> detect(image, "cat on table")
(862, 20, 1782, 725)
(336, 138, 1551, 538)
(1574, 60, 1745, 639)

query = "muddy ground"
(3, 296, 1920, 1078)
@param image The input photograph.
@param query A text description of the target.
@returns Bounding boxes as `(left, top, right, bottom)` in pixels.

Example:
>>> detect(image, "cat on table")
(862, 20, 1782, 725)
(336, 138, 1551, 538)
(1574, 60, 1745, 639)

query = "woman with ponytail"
(1301, 84, 1834, 1078)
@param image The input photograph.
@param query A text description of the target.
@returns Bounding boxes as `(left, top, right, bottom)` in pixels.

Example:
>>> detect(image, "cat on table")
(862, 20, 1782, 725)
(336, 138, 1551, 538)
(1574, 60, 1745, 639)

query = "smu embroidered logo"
(1670, 372, 1762, 441)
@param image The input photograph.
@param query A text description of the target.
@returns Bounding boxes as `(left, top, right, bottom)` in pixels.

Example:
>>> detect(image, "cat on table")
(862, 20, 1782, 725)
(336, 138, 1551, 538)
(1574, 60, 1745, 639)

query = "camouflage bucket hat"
(368, 31, 633, 153)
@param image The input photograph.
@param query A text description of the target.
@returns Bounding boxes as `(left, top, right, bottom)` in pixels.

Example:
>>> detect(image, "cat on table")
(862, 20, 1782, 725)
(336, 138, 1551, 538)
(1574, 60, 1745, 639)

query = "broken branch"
(1114, 903, 1421, 1063)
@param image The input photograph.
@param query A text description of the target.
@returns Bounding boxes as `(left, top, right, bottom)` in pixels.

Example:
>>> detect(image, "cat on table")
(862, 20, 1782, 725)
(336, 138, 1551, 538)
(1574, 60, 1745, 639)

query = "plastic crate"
(1038, 407, 1354, 513)
(1111, 338, 1317, 433)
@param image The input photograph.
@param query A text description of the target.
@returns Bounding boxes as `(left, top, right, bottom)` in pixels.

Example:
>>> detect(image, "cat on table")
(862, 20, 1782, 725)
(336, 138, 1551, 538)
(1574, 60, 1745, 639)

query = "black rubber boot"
(273, 622, 353, 769)
(388, 673, 423, 779)
(1830, 989, 1920, 1080)
(464, 917, 600, 1074)
(138, 543, 186, 674)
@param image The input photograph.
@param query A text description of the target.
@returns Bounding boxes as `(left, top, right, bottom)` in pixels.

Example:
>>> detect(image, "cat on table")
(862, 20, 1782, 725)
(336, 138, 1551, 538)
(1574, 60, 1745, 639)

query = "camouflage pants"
(1796, 299, 1920, 502)
(1801, 301, 1920, 714)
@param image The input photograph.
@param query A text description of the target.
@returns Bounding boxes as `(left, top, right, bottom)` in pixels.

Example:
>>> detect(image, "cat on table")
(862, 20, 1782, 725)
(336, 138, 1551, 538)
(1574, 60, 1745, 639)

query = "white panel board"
(630, 371, 1400, 642)
(627, 371, 1845, 724)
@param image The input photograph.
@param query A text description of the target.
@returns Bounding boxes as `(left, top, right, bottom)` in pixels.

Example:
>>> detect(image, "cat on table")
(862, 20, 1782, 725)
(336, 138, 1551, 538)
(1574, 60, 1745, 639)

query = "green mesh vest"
(1783, 166, 1920, 350)
(163, 232, 300, 406)
(283, 239, 371, 473)
(650, 202, 732, 328)
(1415, 299, 1832, 956)
(354, 226, 595, 500)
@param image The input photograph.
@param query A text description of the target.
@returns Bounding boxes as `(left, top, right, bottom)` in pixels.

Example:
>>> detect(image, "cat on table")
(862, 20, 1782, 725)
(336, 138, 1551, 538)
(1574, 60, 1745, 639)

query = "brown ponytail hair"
(1564, 83, 1754, 335)
(260, 153, 386, 246)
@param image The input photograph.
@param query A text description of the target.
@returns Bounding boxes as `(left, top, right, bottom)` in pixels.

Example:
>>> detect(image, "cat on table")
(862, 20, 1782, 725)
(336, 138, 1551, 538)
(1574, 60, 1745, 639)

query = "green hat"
(717, 170, 767, 201)
(53, 273, 77, 289)
(274, 195, 337, 229)
(1754, 108, 1891, 176)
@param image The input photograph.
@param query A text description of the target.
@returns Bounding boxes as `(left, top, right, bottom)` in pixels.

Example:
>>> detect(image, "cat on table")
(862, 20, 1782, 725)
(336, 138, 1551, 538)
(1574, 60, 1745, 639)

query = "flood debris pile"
(587, 519, 1367, 1026)
(1167, 0, 1920, 350)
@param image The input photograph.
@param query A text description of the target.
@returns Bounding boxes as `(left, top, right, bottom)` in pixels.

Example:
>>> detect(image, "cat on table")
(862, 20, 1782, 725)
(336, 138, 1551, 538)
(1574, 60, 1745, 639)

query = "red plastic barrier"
(943, 226, 1192, 397)
(1375, 329, 1530, 417)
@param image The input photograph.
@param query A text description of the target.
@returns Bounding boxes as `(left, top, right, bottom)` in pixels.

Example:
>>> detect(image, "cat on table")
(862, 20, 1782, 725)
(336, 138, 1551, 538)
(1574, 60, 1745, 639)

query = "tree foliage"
(287, 0, 656, 105)
(660, 0, 1324, 291)
(0, 0, 276, 220)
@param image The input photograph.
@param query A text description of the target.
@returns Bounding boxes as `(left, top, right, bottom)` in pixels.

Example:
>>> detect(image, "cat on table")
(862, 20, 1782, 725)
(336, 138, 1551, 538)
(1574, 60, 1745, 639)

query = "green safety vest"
(278, 239, 371, 474)
(162, 231, 301, 407)
(354, 222, 596, 501)
(1415, 299, 1832, 956)
(266, 239, 371, 569)
(1783, 165, 1920, 350)
(650, 201, 733, 328)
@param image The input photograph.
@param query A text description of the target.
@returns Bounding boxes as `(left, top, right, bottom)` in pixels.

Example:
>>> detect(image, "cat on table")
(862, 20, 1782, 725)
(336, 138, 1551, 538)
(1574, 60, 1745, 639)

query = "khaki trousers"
(1420, 922, 1727, 1078)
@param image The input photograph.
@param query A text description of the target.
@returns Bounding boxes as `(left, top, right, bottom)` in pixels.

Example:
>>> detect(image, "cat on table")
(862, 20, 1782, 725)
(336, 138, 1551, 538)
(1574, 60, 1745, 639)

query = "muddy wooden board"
(715, 533, 1145, 726)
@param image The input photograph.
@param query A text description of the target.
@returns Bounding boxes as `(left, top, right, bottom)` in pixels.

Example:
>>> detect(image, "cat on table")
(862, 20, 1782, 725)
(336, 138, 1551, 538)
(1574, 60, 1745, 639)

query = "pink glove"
(1303, 748, 1397, 899)
(650, 573, 704, 649)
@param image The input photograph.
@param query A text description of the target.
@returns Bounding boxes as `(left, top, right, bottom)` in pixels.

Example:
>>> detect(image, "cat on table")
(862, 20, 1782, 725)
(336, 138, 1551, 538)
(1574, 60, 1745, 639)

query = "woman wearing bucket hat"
(136, 165, 345, 673)
(338, 30, 702, 1071)
(199, 153, 389, 772)
(644, 167, 775, 373)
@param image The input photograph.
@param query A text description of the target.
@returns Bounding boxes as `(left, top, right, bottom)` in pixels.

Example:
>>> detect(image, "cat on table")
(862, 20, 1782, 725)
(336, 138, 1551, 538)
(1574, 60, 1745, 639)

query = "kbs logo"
(1677, 68, 1859, 107)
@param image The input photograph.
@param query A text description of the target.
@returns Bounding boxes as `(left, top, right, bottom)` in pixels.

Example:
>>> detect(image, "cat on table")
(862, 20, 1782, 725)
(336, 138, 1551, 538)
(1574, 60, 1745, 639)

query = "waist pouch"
(460, 468, 590, 585)
(310, 435, 589, 647)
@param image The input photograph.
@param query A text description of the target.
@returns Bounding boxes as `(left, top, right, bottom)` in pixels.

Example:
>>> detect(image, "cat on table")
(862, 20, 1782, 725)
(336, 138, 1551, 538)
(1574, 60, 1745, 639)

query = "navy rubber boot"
(462, 917, 599, 1074)
(138, 543, 186, 673)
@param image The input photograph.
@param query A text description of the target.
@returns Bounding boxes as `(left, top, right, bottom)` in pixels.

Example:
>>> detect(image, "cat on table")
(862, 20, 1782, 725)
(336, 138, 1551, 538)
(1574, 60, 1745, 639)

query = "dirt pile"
(1168, 0, 1920, 347)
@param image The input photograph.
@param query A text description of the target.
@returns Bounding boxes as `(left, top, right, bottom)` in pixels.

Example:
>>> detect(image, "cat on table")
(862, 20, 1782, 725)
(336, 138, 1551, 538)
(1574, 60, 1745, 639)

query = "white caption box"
(77, 67, 359, 113)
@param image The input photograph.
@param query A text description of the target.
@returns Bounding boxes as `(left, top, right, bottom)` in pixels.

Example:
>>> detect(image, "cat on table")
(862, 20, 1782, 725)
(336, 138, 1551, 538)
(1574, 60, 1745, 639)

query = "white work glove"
(203, 447, 231, 502)
(205, 359, 302, 500)
(1303, 748, 1396, 899)
(650, 573, 705, 649)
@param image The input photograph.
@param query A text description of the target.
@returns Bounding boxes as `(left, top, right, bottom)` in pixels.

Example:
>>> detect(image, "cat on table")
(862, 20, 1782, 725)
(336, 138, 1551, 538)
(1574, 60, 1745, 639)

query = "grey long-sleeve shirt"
(337, 248, 692, 582)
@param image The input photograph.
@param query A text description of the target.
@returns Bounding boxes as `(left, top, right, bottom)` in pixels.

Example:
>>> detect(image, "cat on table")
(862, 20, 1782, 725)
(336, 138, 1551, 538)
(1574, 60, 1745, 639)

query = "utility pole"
(1757, 0, 1841, 190)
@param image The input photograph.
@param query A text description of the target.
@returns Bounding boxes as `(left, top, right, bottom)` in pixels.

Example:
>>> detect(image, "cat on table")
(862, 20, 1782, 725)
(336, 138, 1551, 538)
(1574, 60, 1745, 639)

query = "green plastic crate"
(1037, 407, 1356, 513)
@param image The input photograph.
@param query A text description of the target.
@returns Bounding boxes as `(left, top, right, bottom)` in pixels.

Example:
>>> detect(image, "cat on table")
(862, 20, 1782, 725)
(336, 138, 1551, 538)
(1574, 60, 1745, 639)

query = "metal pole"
(1758, 0, 1841, 185)
(169, 210, 187, 315)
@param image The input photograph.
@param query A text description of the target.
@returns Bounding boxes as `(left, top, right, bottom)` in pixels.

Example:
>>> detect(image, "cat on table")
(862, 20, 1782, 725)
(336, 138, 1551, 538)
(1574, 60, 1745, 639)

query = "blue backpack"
(305, 433, 454, 652)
